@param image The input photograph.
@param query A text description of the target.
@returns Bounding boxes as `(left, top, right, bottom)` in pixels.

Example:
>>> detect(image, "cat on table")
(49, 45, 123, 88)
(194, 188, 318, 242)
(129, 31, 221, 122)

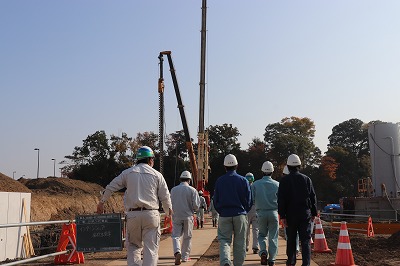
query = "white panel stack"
(0, 192, 31, 261)
(368, 122, 400, 198)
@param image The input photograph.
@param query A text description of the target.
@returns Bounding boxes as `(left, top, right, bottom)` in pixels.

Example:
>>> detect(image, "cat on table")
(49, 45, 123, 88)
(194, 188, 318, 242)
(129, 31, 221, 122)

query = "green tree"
(328, 118, 369, 157)
(164, 130, 192, 189)
(325, 146, 360, 197)
(242, 137, 267, 180)
(208, 123, 241, 160)
(110, 132, 134, 168)
(327, 119, 372, 197)
(263, 117, 321, 174)
(165, 130, 187, 158)
(131, 131, 159, 156)
(64, 130, 120, 186)
(63, 131, 162, 187)
(205, 123, 242, 195)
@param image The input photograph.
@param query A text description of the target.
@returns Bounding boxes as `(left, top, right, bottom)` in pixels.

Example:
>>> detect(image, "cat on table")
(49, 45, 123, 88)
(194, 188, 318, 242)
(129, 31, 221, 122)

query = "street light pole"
(34, 148, 40, 178)
(13, 171, 16, 179)
(52, 158, 56, 177)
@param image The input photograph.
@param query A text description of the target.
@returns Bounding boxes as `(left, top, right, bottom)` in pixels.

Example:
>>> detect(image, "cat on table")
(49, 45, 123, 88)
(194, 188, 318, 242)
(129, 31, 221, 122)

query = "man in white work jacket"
(170, 171, 201, 265)
(97, 146, 172, 266)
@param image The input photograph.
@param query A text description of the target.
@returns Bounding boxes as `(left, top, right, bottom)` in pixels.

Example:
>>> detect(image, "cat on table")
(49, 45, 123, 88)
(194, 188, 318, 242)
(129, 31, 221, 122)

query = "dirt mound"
(0, 172, 31, 193)
(23, 177, 104, 195)
(0, 174, 124, 222)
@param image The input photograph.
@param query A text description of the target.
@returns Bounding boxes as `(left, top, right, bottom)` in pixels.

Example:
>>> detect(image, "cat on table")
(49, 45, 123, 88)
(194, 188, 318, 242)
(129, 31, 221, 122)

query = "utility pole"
(34, 148, 40, 178)
(52, 159, 56, 177)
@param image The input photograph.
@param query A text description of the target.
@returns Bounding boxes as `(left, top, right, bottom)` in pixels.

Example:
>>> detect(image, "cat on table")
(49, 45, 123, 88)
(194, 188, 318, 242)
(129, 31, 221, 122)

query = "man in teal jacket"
(252, 161, 279, 266)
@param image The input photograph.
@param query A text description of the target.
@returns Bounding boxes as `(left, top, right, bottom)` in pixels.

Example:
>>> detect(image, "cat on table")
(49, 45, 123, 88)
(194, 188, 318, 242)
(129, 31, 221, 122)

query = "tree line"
(61, 117, 376, 203)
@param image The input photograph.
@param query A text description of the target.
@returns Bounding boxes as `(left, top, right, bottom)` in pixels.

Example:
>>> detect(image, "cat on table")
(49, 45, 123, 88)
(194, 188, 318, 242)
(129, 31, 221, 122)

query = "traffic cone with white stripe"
(331, 221, 357, 266)
(312, 217, 332, 253)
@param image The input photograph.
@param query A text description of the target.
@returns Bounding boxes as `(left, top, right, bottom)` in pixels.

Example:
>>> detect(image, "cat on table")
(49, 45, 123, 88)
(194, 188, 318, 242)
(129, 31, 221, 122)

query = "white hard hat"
(283, 165, 289, 175)
(224, 154, 238, 166)
(261, 161, 274, 173)
(180, 170, 192, 180)
(198, 190, 203, 195)
(287, 154, 301, 166)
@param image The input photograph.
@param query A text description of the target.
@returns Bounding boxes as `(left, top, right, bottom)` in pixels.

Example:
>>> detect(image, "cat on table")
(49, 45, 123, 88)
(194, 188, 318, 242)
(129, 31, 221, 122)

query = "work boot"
(268, 261, 275, 266)
(212, 220, 215, 227)
(261, 253, 268, 265)
(200, 221, 203, 228)
(196, 218, 199, 229)
(174, 252, 181, 265)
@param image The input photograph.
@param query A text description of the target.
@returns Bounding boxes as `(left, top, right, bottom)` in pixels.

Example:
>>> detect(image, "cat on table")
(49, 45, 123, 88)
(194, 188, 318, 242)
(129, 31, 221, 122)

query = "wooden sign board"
(76, 213, 123, 252)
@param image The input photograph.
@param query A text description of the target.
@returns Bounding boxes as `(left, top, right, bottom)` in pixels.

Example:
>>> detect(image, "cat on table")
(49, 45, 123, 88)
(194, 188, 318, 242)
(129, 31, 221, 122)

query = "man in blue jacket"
(213, 154, 252, 266)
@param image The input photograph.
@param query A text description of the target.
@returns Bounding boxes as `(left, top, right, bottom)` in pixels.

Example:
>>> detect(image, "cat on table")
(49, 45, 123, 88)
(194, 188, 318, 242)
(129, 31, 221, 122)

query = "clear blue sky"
(1, 1, 399, 179)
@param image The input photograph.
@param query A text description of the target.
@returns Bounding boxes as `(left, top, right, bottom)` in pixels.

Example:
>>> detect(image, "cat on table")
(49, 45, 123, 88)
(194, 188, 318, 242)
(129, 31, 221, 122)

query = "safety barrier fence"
(0, 213, 171, 266)
(322, 208, 399, 222)
(321, 212, 400, 235)
(321, 213, 374, 236)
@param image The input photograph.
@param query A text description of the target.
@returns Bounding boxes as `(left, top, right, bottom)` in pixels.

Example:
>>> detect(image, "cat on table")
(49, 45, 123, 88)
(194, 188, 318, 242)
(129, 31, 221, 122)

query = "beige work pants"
(126, 210, 160, 266)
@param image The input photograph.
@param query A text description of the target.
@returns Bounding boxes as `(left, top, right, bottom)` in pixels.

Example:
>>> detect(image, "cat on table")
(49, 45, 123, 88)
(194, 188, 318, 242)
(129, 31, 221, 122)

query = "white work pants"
(126, 210, 160, 266)
(197, 208, 205, 222)
(246, 211, 259, 250)
(171, 216, 194, 260)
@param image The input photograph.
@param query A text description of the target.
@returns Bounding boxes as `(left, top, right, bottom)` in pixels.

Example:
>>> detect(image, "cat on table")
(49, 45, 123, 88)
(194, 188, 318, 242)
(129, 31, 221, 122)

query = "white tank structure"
(368, 122, 400, 198)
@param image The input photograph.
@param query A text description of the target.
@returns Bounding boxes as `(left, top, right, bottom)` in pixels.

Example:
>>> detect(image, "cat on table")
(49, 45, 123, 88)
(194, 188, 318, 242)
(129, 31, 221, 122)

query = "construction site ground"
(1, 173, 400, 265)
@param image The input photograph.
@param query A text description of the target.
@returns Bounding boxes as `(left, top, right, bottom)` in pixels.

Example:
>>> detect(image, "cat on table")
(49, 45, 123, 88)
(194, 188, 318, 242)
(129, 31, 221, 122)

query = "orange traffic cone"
(367, 216, 374, 237)
(54, 223, 84, 264)
(312, 217, 332, 253)
(331, 221, 358, 266)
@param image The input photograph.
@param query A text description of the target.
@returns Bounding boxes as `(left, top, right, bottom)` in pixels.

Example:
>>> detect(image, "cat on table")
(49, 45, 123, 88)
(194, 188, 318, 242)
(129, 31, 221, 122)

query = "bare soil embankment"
(0, 172, 124, 222)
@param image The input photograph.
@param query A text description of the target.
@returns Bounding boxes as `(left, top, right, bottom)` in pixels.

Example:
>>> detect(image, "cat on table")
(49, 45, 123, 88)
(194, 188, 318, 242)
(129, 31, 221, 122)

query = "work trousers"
(246, 211, 259, 250)
(257, 210, 279, 263)
(286, 216, 312, 266)
(197, 208, 205, 222)
(284, 228, 300, 253)
(126, 210, 160, 266)
(218, 215, 248, 266)
(171, 216, 194, 260)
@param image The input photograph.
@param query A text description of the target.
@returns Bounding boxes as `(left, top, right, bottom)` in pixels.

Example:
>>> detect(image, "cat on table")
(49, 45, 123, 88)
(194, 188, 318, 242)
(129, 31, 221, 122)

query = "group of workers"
(97, 146, 318, 266)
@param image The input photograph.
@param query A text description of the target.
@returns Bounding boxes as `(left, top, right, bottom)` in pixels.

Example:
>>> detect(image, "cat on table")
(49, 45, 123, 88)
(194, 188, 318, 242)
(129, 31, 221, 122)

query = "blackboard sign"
(76, 213, 123, 252)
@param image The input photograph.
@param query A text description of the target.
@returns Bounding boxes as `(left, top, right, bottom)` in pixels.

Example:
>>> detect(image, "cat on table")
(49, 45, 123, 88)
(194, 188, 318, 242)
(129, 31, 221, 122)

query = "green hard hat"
(245, 172, 254, 182)
(136, 146, 155, 160)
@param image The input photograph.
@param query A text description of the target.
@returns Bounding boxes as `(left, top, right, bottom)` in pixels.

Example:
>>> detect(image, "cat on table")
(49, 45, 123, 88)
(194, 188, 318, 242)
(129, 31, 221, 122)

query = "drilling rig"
(157, 0, 210, 205)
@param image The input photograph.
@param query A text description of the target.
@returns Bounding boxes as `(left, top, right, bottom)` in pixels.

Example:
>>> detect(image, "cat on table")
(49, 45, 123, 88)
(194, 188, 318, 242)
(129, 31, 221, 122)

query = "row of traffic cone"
(312, 217, 357, 266)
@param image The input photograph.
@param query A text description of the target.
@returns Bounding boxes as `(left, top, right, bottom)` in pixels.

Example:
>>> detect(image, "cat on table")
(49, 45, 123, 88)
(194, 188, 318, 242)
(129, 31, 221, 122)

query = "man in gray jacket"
(170, 171, 201, 265)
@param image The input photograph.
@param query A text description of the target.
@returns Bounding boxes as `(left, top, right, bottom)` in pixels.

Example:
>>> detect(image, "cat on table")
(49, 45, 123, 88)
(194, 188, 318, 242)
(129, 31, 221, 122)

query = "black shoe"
(268, 262, 275, 266)
(253, 248, 259, 254)
(261, 253, 268, 265)
(174, 252, 181, 265)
